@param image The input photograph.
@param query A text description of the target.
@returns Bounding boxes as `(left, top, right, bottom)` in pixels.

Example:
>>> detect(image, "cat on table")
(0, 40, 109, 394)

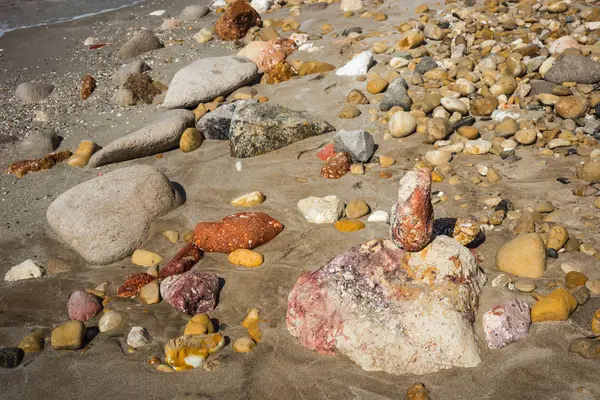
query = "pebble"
(228, 249, 264, 267)
(514, 129, 537, 145)
(233, 337, 256, 353)
(0, 348, 24, 369)
(127, 327, 150, 349)
(350, 164, 365, 174)
(496, 233, 547, 278)
(180, 127, 204, 153)
(51, 321, 85, 350)
(486, 168, 502, 183)
(334, 220, 365, 232)
(547, 225, 569, 250)
(495, 118, 518, 138)
(131, 249, 163, 267)
(68, 290, 103, 321)
(346, 199, 370, 219)
(297, 195, 344, 224)
(367, 210, 389, 222)
(140, 280, 161, 304)
(389, 111, 416, 138)
(425, 150, 452, 166)
(457, 126, 479, 140)
(184, 314, 214, 335)
(4, 259, 45, 282)
(464, 139, 492, 155)
(163, 230, 179, 243)
(586, 280, 600, 294)
(531, 288, 577, 322)
(566, 271, 589, 289)
(99, 311, 125, 333)
(555, 96, 589, 119)
(534, 201, 554, 213)
(338, 105, 361, 119)
(231, 191, 265, 207)
(515, 279, 536, 293)
(379, 155, 395, 167)
(440, 97, 468, 115)
(18, 329, 45, 353)
(572, 286, 590, 305)
(67, 140, 98, 167)
(335, 51, 373, 76)
(366, 78, 388, 94)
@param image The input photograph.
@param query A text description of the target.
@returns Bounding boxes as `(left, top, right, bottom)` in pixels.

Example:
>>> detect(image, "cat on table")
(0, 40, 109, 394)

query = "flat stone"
(51, 321, 85, 350)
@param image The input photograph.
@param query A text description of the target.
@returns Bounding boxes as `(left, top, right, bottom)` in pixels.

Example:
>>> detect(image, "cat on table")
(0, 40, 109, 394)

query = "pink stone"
(67, 290, 103, 321)
(158, 243, 203, 279)
(316, 143, 335, 160)
(160, 270, 220, 315)
(390, 168, 433, 251)
(237, 38, 296, 73)
(549, 35, 580, 55)
(482, 298, 531, 349)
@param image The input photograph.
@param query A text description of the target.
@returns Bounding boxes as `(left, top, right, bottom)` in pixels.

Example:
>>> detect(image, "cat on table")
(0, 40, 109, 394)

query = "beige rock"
(487, 167, 502, 183)
(131, 249, 163, 267)
(425, 150, 452, 166)
(366, 78, 389, 94)
(514, 128, 537, 145)
(389, 111, 416, 138)
(99, 311, 125, 333)
(233, 337, 256, 353)
(547, 225, 569, 250)
(140, 280, 161, 304)
(534, 201, 554, 213)
(231, 191, 265, 207)
(163, 230, 179, 243)
(495, 118, 518, 138)
(180, 127, 204, 153)
(555, 96, 589, 119)
(490, 76, 517, 97)
(51, 320, 85, 350)
(426, 117, 453, 142)
(346, 199, 370, 218)
(576, 159, 600, 182)
(496, 233, 547, 278)
(457, 126, 479, 140)
(338, 105, 362, 119)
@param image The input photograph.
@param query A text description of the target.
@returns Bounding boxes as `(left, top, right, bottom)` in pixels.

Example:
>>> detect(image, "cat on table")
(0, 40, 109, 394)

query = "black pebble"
(595, 103, 600, 116)
(495, 200, 514, 213)
(547, 248, 559, 259)
(566, 148, 577, 156)
(557, 177, 571, 184)
(0, 348, 24, 369)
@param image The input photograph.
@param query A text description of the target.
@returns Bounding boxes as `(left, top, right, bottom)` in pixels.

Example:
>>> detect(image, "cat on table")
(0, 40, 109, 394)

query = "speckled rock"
(67, 290, 103, 322)
(160, 270, 220, 315)
(545, 54, 600, 84)
(482, 299, 531, 349)
(214, 1, 261, 41)
(380, 77, 411, 111)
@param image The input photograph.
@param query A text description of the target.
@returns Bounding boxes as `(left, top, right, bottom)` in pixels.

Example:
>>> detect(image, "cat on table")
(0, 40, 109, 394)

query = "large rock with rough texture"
(545, 54, 600, 84)
(87, 110, 194, 167)
(47, 165, 180, 265)
(390, 169, 433, 252)
(333, 130, 375, 162)
(482, 299, 531, 349)
(229, 102, 335, 158)
(163, 56, 258, 109)
(380, 77, 411, 111)
(197, 101, 256, 140)
(496, 233, 547, 278)
(298, 195, 344, 223)
(287, 236, 486, 375)
(160, 271, 220, 315)
(116, 31, 163, 60)
(193, 212, 283, 253)
(15, 82, 54, 104)
(214, 1, 261, 41)
(67, 290, 103, 321)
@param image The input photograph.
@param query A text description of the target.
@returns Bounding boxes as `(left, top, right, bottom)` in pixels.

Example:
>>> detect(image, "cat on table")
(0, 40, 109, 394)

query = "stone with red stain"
(316, 144, 335, 160)
(194, 212, 283, 253)
(159, 243, 203, 279)
(482, 299, 531, 349)
(117, 273, 156, 298)
(390, 168, 433, 252)
(215, 1, 261, 41)
(286, 236, 485, 375)
(320, 152, 352, 179)
(67, 290, 103, 321)
(160, 270, 220, 315)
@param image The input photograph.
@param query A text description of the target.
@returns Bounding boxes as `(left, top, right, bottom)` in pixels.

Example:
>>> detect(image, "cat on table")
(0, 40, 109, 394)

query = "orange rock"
(334, 220, 365, 232)
(214, 1, 261, 41)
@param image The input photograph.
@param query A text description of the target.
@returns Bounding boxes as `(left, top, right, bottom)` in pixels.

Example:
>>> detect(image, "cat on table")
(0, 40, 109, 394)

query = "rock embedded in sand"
(17, 329, 45, 353)
(118, 273, 156, 297)
(67, 290, 102, 321)
(51, 320, 85, 350)
(47, 165, 180, 265)
(297, 61, 336, 76)
(228, 249, 264, 267)
(127, 326, 150, 348)
(347, 89, 369, 105)
(389, 110, 416, 138)
(390, 169, 433, 252)
(184, 314, 214, 335)
(286, 236, 485, 375)
(333, 130, 374, 162)
(19, 131, 58, 158)
(233, 337, 256, 353)
(366, 77, 388, 94)
(162, 56, 258, 109)
(0, 348, 24, 369)
(116, 30, 163, 60)
(214, 1, 261, 41)
(482, 299, 531, 349)
(193, 212, 283, 253)
(545, 54, 600, 84)
(160, 271, 220, 315)
(335, 51, 373, 76)
(4, 259, 45, 282)
(425, 150, 451, 166)
(514, 128, 537, 145)
(298, 195, 344, 224)
(99, 311, 125, 333)
(5, 150, 72, 178)
(496, 233, 546, 278)
(88, 110, 194, 167)
(570, 338, 600, 360)
(15, 82, 54, 104)
(229, 102, 334, 158)
(164, 333, 224, 370)
(379, 77, 411, 111)
(576, 159, 600, 182)
(531, 287, 577, 322)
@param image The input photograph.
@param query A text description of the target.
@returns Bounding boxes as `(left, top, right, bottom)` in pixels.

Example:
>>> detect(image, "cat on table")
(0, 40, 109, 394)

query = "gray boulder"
(162, 56, 258, 109)
(114, 59, 151, 85)
(230, 103, 335, 158)
(115, 31, 163, 60)
(379, 77, 412, 112)
(197, 100, 256, 140)
(15, 82, 54, 104)
(88, 109, 194, 167)
(545, 54, 600, 84)
(46, 165, 180, 265)
(19, 130, 59, 158)
(179, 5, 210, 20)
(333, 130, 375, 162)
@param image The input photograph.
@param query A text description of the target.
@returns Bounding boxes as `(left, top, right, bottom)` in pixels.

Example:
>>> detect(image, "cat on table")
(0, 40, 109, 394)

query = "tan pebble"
(182, 231, 194, 243)
(350, 164, 365, 174)
(366, 77, 389, 94)
(228, 249, 264, 267)
(67, 140, 98, 167)
(131, 249, 162, 267)
(379, 155, 395, 167)
(448, 176, 461, 185)
(231, 191, 265, 207)
(162, 230, 179, 243)
(156, 364, 174, 372)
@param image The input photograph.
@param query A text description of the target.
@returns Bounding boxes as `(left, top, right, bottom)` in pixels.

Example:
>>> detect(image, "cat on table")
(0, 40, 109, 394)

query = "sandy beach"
(2, 0, 600, 398)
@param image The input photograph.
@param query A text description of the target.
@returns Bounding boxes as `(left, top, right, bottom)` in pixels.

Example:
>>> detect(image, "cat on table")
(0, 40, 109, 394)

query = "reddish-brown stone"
(117, 273, 157, 298)
(159, 243, 203, 279)
(194, 212, 283, 253)
(390, 168, 433, 251)
(320, 152, 352, 179)
(215, 1, 261, 41)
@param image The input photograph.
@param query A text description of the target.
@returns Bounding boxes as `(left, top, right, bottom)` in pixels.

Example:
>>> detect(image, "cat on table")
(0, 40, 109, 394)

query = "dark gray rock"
(197, 100, 257, 140)
(333, 130, 375, 162)
(379, 77, 411, 112)
(0, 348, 24, 368)
(15, 82, 54, 104)
(545, 54, 600, 84)
(179, 5, 209, 20)
(230, 103, 335, 158)
(415, 56, 438, 75)
(115, 31, 163, 60)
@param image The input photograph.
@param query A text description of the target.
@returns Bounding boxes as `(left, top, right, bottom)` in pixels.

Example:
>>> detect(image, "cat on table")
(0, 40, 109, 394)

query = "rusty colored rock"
(4, 150, 72, 178)
(215, 1, 261, 41)
(122, 73, 162, 105)
(390, 168, 433, 252)
(194, 212, 283, 253)
(320, 152, 352, 179)
(80, 74, 96, 100)
(117, 273, 157, 298)
(159, 243, 203, 279)
(262, 61, 296, 84)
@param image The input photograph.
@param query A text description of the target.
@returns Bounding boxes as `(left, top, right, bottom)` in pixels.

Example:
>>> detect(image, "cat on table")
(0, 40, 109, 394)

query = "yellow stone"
(233, 337, 256, 353)
(183, 231, 194, 243)
(531, 287, 577, 323)
(379, 155, 396, 167)
(431, 171, 444, 182)
(258, 96, 269, 103)
(366, 77, 389, 94)
(193, 104, 207, 122)
(334, 219, 365, 232)
(547, 225, 569, 250)
(156, 364, 174, 373)
(18, 329, 45, 353)
(231, 191, 265, 207)
(594, 197, 600, 209)
(164, 333, 224, 371)
(565, 271, 589, 289)
(351, 164, 365, 174)
(592, 309, 600, 335)
(297, 61, 336, 76)
(131, 249, 163, 267)
(184, 314, 214, 335)
(180, 127, 204, 153)
(448, 176, 461, 185)
(163, 230, 179, 243)
(242, 307, 262, 342)
(343, 11, 354, 17)
(415, 4, 429, 13)
(67, 140, 98, 167)
(321, 23, 333, 34)
(228, 249, 264, 267)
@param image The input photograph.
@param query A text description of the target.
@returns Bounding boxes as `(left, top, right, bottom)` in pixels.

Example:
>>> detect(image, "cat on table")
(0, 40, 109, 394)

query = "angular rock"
(117, 273, 157, 298)
(320, 152, 351, 179)
(4, 259, 45, 282)
(88, 110, 194, 167)
(380, 77, 411, 111)
(333, 130, 375, 162)
(545, 54, 600, 84)
(335, 51, 373, 76)
(127, 326, 150, 348)
(160, 270, 220, 315)
(15, 82, 54, 104)
(214, 1, 261, 41)
(116, 31, 163, 60)
(287, 236, 486, 375)
(390, 169, 434, 252)
(162, 56, 258, 109)
(496, 233, 546, 278)
(197, 102, 242, 140)
(415, 57, 438, 75)
(531, 287, 577, 322)
(164, 333, 225, 370)
(47, 165, 180, 265)
(482, 299, 531, 349)
(67, 290, 103, 321)
(193, 212, 283, 253)
(229, 102, 335, 158)
(298, 195, 344, 224)
(0, 348, 24, 369)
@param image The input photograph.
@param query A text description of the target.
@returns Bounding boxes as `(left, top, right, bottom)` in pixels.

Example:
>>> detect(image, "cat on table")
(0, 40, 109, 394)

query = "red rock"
(320, 152, 352, 179)
(159, 243, 203, 279)
(215, 1, 261, 41)
(117, 273, 157, 298)
(317, 143, 335, 160)
(160, 270, 220, 315)
(67, 290, 103, 321)
(193, 212, 283, 253)
(390, 168, 433, 251)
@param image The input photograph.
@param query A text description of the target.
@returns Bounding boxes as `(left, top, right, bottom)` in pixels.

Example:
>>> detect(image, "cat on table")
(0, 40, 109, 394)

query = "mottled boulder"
(116, 30, 163, 60)
(287, 236, 486, 375)
(197, 101, 257, 140)
(67, 290, 103, 321)
(482, 299, 531, 349)
(194, 212, 283, 253)
(160, 271, 220, 315)
(390, 168, 434, 252)
(215, 1, 261, 41)
(545, 54, 600, 84)
(380, 77, 411, 111)
(229, 102, 335, 158)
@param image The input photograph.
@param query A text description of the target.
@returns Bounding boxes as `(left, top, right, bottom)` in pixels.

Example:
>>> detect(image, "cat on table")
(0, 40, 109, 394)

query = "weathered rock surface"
(116, 31, 163, 60)
(287, 236, 486, 375)
(67, 290, 103, 321)
(380, 77, 411, 111)
(333, 130, 375, 162)
(298, 195, 344, 223)
(482, 299, 531, 349)
(229, 102, 335, 158)
(47, 165, 180, 265)
(197, 102, 247, 140)
(4, 259, 45, 282)
(545, 54, 600, 84)
(160, 270, 220, 315)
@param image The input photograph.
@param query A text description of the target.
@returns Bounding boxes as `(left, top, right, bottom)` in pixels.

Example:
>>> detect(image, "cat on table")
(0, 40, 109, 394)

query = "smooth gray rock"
(179, 5, 210, 20)
(333, 130, 375, 162)
(46, 165, 180, 265)
(88, 110, 194, 167)
(162, 56, 259, 109)
(230, 103, 335, 158)
(379, 77, 412, 112)
(19, 130, 58, 158)
(114, 59, 151, 85)
(115, 31, 163, 60)
(415, 56, 438, 75)
(545, 54, 600, 84)
(15, 82, 54, 104)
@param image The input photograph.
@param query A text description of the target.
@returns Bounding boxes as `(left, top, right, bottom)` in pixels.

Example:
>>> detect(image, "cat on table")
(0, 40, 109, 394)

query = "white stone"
(367, 210, 389, 222)
(539, 57, 556, 78)
(289, 33, 308, 46)
(482, 299, 530, 349)
(476, 164, 489, 176)
(235, 161, 243, 171)
(99, 311, 125, 333)
(251, 0, 273, 12)
(425, 149, 452, 166)
(149, 10, 166, 16)
(441, 97, 468, 115)
(335, 51, 373, 76)
(585, 279, 600, 294)
(389, 57, 410, 69)
(127, 327, 150, 348)
(5, 260, 45, 282)
(464, 139, 492, 155)
(297, 195, 344, 224)
(340, 0, 363, 12)
(83, 37, 99, 46)
(491, 110, 522, 122)
(491, 273, 512, 288)
(388, 111, 416, 138)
